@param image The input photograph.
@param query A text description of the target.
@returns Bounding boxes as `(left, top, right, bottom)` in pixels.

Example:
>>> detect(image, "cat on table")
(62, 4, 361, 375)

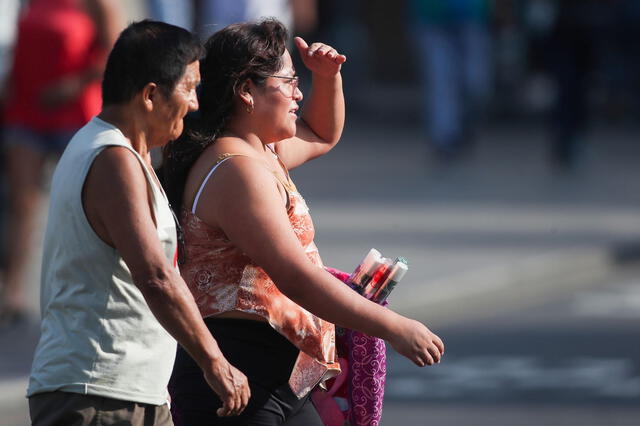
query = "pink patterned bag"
(311, 267, 387, 426)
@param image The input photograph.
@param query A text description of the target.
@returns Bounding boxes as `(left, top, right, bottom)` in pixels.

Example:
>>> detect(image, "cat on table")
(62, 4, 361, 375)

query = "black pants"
(169, 318, 323, 426)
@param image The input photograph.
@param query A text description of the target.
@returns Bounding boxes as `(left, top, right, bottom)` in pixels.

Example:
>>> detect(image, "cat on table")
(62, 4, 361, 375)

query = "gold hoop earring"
(246, 101, 254, 114)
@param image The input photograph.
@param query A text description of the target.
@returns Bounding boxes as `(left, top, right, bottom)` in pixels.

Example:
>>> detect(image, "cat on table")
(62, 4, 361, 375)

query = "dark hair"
(102, 20, 203, 105)
(162, 19, 289, 213)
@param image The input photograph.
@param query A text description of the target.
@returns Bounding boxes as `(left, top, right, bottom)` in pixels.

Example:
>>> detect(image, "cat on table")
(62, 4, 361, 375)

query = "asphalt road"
(380, 264, 640, 426)
(3, 265, 638, 426)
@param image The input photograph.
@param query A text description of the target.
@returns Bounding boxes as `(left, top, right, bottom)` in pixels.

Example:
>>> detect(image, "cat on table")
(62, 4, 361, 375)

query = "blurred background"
(1, 1, 639, 425)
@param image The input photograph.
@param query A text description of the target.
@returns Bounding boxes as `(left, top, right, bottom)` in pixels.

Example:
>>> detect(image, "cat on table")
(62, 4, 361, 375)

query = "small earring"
(246, 100, 254, 114)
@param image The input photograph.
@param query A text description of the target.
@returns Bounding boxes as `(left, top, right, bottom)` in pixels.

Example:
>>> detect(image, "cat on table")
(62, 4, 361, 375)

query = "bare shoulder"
(186, 139, 253, 188)
(83, 146, 151, 245)
(191, 153, 287, 226)
(205, 154, 279, 197)
(84, 145, 152, 213)
(89, 146, 147, 189)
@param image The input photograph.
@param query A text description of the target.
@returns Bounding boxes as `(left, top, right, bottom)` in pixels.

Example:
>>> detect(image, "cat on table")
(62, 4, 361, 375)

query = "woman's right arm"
(198, 157, 444, 366)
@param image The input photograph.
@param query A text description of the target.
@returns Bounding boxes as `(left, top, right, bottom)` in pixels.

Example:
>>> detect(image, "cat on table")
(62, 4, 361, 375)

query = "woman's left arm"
(274, 37, 347, 169)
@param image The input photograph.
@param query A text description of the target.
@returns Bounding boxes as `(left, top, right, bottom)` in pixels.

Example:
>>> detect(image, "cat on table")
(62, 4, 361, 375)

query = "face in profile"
(253, 50, 303, 142)
(156, 61, 201, 143)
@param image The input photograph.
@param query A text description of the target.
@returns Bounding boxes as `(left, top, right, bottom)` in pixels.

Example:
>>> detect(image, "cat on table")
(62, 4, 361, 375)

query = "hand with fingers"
(294, 36, 347, 78)
(203, 358, 251, 417)
(388, 318, 445, 367)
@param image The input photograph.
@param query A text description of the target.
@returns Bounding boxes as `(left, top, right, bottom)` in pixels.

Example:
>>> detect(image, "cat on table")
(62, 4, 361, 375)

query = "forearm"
(300, 72, 345, 146)
(137, 266, 253, 412)
(136, 267, 225, 370)
(277, 263, 403, 341)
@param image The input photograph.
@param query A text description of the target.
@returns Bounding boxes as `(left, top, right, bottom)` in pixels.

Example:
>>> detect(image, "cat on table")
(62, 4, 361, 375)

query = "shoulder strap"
(191, 154, 247, 214)
(191, 151, 295, 215)
(266, 144, 296, 193)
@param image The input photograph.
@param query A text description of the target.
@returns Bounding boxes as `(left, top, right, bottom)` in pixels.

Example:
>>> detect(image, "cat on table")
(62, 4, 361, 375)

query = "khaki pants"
(29, 391, 173, 426)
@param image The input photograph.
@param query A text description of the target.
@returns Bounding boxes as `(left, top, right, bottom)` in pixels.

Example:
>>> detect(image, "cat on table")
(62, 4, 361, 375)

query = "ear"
(140, 82, 159, 112)
(237, 79, 254, 110)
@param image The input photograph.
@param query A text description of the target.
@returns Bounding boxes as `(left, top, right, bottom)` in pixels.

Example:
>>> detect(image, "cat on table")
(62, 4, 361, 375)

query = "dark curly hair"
(162, 19, 289, 213)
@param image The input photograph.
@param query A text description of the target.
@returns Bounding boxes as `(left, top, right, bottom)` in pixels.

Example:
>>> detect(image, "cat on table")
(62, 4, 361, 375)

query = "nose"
(293, 86, 303, 101)
(189, 92, 199, 112)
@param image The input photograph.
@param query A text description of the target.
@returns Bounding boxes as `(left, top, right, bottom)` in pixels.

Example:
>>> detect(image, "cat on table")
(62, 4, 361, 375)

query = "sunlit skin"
(192, 37, 349, 190)
(97, 61, 201, 161)
(86, 58, 250, 417)
(180, 33, 444, 372)
(149, 61, 201, 146)
(252, 50, 303, 143)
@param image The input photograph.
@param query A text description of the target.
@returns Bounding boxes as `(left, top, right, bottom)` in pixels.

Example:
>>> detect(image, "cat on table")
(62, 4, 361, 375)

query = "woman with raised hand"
(163, 19, 444, 425)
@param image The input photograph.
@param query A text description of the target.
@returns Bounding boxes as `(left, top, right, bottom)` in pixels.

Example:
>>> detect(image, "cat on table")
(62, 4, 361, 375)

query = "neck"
(98, 105, 153, 163)
(224, 119, 269, 153)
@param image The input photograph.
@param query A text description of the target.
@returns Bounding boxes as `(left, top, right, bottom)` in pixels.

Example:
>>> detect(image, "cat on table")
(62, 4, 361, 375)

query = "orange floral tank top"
(180, 153, 340, 398)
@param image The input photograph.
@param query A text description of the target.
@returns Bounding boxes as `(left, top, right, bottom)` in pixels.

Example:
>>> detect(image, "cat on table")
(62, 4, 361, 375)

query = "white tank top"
(28, 117, 177, 405)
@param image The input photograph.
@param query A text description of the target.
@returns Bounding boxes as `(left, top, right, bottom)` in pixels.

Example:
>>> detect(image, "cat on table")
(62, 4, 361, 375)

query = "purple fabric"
(341, 328, 387, 425)
(322, 267, 387, 426)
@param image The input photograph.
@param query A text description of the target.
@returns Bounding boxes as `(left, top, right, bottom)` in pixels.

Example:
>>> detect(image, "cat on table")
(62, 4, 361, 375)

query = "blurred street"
(381, 264, 640, 425)
(2, 1, 640, 424)
(2, 118, 640, 425)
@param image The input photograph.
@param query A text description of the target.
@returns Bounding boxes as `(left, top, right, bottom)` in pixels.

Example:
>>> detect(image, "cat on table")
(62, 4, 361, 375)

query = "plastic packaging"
(347, 248, 408, 303)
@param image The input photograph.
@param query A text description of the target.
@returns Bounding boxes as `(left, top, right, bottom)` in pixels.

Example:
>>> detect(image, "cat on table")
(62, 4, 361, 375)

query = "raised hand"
(203, 358, 251, 417)
(388, 318, 445, 367)
(294, 36, 347, 78)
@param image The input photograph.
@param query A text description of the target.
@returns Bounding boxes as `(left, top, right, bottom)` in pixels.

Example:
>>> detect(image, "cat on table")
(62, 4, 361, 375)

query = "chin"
(284, 124, 297, 139)
(170, 128, 184, 142)
(268, 122, 296, 142)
